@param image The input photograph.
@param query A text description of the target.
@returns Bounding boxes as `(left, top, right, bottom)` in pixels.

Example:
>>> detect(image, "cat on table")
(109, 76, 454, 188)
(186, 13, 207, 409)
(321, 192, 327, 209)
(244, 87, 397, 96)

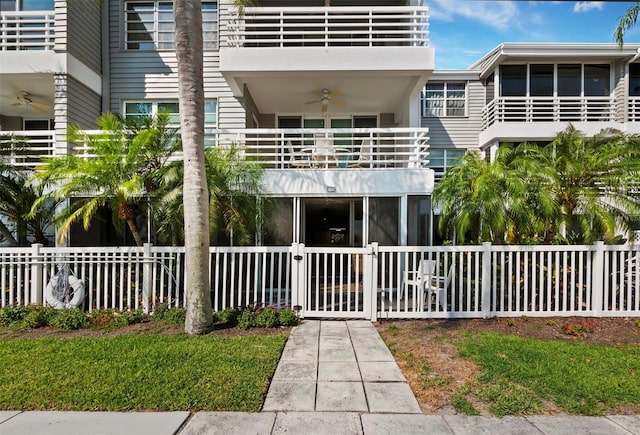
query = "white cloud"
(428, 0, 518, 31)
(573, 2, 604, 13)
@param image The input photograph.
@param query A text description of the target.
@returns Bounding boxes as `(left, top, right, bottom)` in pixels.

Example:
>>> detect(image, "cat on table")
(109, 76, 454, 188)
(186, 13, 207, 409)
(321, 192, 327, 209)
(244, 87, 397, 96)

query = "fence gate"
(293, 244, 374, 319)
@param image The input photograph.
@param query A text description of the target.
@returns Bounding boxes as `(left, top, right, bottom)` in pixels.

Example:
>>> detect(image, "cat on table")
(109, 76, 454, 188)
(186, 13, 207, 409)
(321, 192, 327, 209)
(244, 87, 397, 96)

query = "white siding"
(108, 0, 245, 128)
(421, 80, 483, 149)
(67, 0, 102, 74)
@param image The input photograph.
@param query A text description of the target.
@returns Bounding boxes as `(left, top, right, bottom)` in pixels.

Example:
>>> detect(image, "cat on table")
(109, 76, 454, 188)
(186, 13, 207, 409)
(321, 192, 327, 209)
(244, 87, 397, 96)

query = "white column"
(399, 195, 408, 246)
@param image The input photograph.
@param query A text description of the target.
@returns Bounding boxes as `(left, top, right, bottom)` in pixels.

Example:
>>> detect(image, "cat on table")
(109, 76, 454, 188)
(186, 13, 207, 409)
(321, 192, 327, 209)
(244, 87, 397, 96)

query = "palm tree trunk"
(174, 0, 213, 335)
(125, 218, 144, 247)
(0, 220, 18, 246)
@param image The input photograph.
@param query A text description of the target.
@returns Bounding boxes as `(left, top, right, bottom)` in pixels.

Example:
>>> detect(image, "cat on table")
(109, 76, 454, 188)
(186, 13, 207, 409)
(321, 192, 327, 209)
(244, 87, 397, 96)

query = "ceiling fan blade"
(332, 99, 346, 107)
(305, 99, 321, 105)
(330, 90, 341, 98)
(10, 102, 21, 107)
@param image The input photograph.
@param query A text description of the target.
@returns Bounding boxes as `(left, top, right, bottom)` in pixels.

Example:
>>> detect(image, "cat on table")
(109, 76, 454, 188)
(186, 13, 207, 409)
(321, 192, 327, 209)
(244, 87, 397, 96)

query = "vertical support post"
(30, 243, 44, 305)
(481, 242, 492, 318)
(291, 242, 304, 318)
(142, 242, 152, 314)
(591, 241, 605, 317)
(364, 242, 379, 321)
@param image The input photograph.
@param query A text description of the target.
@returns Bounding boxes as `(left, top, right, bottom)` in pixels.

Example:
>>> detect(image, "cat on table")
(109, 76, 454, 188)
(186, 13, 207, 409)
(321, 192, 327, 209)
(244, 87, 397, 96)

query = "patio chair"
(287, 140, 311, 168)
(347, 138, 373, 168)
(402, 259, 452, 310)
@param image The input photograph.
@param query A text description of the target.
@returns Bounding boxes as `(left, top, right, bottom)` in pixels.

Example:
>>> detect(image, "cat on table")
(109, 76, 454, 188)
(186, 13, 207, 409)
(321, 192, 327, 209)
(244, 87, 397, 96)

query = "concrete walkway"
(1, 320, 639, 434)
(263, 320, 421, 413)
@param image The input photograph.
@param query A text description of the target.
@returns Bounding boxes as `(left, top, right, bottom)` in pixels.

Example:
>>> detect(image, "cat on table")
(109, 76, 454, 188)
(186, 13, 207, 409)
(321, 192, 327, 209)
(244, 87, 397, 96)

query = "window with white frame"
(124, 100, 217, 145)
(422, 83, 466, 117)
(124, 1, 218, 50)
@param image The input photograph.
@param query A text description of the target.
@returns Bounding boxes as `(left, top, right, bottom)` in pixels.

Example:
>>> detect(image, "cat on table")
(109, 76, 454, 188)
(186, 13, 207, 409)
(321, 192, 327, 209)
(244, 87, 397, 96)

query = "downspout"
(101, 0, 110, 114)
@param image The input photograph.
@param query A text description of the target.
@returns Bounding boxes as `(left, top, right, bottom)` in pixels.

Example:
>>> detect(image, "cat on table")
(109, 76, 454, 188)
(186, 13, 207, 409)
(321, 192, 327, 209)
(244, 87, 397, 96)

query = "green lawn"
(0, 334, 286, 411)
(457, 333, 640, 415)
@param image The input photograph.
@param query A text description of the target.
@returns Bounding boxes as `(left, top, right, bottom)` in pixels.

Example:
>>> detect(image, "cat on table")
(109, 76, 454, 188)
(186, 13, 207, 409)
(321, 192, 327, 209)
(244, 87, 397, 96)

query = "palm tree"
(532, 126, 640, 244)
(435, 126, 640, 245)
(174, 0, 213, 335)
(615, 2, 640, 45)
(31, 112, 179, 246)
(0, 173, 58, 245)
(433, 147, 537, 244)
(156, 144, 266, 246)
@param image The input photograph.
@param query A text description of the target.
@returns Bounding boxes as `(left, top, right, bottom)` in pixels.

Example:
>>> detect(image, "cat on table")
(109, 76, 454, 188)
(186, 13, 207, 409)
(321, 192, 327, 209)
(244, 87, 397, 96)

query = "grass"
(457, 332, 640, 415)
(0, 334, 286, 411)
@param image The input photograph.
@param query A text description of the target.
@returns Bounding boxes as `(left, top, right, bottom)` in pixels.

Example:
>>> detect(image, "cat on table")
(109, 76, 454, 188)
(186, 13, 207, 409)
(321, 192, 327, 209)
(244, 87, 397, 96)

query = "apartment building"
(1, 1, 639, 247)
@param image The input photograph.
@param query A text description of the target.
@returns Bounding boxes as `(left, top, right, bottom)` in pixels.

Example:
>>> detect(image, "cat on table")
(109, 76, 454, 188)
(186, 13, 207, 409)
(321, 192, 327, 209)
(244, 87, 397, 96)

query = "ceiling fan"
(4, 91, 51, 114)
(305, 88, 345, 113)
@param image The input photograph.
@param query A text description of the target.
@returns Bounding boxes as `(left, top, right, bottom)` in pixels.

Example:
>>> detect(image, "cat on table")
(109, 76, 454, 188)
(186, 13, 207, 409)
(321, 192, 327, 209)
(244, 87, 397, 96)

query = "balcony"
(629, 97, 640, 123)
(0, 130, 55, 169)
(224, 6, 429, 49)
(215, 127, 430, 170)
(0, 11, 55, 51)
(220, 6, 434, 113)
(480, 96, 619, 146)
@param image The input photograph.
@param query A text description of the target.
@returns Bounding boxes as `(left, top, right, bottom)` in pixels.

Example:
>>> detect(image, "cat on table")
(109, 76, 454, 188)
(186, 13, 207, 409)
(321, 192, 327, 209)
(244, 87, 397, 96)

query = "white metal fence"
(1, 242, 638, 320)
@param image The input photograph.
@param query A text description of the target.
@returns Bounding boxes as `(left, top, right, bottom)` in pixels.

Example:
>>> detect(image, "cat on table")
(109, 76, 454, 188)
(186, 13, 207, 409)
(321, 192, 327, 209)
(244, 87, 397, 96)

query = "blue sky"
(427, 1, 640, 69)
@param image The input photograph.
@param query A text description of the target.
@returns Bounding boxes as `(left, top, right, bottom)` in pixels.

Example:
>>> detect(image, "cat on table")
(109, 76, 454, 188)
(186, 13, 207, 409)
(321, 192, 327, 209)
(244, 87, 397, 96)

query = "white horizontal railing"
(225, 6, 429, 48)
(216, 127, 430, 169)
(482, 96, 615, 129)
(0, 130, 55, 168)
(629, 97, 640, 122)
(0, 11, 55, 51)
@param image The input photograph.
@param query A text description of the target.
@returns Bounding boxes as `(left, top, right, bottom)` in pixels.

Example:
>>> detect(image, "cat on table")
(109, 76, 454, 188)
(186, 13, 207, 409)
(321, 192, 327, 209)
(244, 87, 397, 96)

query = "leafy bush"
(151, 302, 186, 325)
(22, 305, 56, 329)
(277, 308, 298, 326)
(255, 307, 279, 328)
(217, 308, 240, 325)
(50, 308, 89, 330)
(122, 308, 146, 325)
(0, 305, 30, 326)
(237, 309, 256, 330)
(88, 309, 133, 330)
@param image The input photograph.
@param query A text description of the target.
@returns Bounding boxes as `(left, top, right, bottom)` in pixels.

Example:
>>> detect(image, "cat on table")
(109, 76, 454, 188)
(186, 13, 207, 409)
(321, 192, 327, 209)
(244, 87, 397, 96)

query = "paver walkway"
(263, 320, 421, 413)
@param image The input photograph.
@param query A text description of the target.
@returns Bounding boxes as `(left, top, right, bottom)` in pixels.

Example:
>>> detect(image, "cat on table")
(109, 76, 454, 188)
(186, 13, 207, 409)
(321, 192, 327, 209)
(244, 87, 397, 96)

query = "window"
(557, 64, 581, 96)
(124, 100, 217, 145)
(630, 64, 640, 96)
(584, 64, 610, 96)
(124, 1, 218, 50)
(422, 82, 466, 117)
(529, 64, 553, 96)
(0, 0, 54, 10)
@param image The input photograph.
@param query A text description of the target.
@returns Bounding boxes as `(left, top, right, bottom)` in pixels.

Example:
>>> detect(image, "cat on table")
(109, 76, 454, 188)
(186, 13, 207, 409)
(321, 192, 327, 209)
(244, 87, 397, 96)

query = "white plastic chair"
(402, 259, 452, 310)
(347, 138, 373, 168)
(287, 140, 311, 168)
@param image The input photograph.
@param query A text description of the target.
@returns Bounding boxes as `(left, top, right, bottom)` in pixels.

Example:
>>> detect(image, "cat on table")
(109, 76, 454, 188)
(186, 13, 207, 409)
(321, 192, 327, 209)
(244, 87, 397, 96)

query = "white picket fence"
(1, 242, 638, 320)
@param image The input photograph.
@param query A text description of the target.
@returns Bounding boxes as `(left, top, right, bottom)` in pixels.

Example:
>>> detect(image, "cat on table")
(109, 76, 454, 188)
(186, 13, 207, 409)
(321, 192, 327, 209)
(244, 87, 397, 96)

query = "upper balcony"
(0, 10, 55, 51)
(479, 96, 625, 146)
(219, 5, 434, 115)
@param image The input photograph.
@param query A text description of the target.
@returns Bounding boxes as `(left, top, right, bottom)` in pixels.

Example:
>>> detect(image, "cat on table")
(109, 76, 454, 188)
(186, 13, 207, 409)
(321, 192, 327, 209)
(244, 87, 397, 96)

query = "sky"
(427, 1, 640, 70)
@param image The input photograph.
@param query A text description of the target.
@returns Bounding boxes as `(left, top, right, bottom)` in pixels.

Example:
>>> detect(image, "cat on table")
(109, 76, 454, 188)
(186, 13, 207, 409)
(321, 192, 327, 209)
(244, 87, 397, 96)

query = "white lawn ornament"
(45, 265, 85, 309)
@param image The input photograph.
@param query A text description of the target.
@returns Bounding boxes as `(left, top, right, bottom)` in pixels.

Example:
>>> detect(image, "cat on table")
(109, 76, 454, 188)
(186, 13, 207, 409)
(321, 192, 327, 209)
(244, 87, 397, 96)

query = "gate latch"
(293, 255, 303, 261)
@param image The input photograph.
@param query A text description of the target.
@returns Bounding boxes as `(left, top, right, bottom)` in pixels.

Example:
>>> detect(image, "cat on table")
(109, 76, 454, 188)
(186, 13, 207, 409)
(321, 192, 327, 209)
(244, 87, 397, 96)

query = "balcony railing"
(629, 97, 640, 122)
(215, 128, 430, 169)
(224, 6, 429, 48)
(0, 130, 55, 168)
(0, 11, 55, 51)
(482, 97, 615, 130)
